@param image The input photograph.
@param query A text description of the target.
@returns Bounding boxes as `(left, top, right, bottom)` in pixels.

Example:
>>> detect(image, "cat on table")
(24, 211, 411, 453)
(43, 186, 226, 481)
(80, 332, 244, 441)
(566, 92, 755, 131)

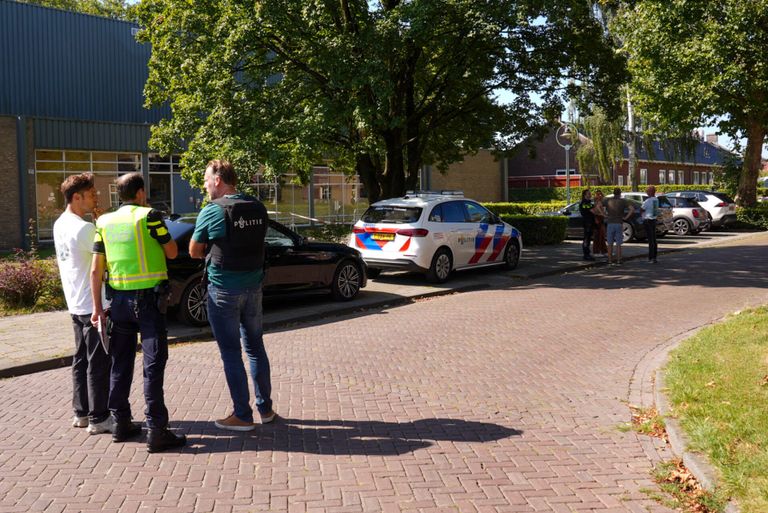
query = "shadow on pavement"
(509, 243, 768, 292)
(173, 417, 522, 456)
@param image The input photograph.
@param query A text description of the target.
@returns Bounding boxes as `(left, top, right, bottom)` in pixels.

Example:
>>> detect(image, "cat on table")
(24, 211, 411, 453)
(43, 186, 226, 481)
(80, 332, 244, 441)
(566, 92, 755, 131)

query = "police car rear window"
(361, 206, 422, 224)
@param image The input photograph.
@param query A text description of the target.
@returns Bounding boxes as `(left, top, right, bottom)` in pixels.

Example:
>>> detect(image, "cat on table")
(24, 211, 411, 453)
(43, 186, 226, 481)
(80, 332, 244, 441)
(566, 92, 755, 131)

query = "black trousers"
(644, 219, 658, 261)
(582, 222, 594, 257)
(109, 289, 169, 430)
(71, 314, 111, 423)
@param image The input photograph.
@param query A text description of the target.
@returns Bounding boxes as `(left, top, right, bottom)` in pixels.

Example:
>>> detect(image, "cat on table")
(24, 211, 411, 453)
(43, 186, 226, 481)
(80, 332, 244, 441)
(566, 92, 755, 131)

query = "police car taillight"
(352, 227, 366, 234)
(396, 228, 429, 237)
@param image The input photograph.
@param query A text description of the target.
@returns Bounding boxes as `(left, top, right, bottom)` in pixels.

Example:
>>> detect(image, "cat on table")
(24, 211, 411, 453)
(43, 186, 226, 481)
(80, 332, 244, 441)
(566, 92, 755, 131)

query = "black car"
(544, 199, 652, 243)
(165, 216, 367, 326)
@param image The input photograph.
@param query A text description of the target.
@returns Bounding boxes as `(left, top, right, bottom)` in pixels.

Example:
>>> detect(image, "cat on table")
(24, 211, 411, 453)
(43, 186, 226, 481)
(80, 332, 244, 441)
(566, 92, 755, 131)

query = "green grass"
(664, 306, 768, 512)
(649, 460, 728, 512)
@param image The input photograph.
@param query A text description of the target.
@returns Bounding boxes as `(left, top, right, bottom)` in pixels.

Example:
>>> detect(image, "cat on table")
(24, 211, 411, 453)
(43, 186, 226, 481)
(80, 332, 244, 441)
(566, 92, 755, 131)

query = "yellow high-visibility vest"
(96, 205, 167, 290)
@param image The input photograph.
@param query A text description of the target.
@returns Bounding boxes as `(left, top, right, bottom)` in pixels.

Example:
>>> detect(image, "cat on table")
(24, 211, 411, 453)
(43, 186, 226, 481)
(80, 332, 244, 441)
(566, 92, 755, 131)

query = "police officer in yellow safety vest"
(90, 172, 186, 453)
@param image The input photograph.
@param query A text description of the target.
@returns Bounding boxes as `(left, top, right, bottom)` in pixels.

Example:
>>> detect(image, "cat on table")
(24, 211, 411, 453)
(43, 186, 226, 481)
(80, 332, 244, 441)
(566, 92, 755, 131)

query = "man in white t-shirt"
(53, 173, 113, 434)
(641, 185, 660, 264)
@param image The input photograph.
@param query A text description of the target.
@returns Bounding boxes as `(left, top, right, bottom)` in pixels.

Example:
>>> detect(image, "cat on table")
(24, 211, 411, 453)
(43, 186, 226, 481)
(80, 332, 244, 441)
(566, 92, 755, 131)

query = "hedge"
(500, 214, 567, 246)
(736, 204, 768, 230)
(483, 201, 566, 215)
(506, 185, 764, 202)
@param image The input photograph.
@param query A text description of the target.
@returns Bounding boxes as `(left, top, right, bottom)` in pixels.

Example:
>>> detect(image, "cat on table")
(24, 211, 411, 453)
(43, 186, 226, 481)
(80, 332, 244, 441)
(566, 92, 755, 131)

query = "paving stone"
(0, 232, 766, 512)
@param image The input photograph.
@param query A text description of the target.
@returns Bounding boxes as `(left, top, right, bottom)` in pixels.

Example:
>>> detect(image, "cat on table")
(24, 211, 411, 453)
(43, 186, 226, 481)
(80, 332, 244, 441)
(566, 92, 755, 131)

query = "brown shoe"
(259, 410, 277, 424)
(214, 414, 256, 432)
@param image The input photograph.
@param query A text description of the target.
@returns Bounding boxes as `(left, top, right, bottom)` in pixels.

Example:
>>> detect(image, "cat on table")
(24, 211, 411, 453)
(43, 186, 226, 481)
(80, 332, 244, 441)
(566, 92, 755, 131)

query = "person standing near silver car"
(641, 186, 659, 264)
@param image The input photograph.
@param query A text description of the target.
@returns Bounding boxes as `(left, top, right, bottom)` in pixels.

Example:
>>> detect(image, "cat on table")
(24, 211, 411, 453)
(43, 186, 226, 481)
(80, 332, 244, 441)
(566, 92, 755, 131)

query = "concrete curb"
(655, 361, 741, 512)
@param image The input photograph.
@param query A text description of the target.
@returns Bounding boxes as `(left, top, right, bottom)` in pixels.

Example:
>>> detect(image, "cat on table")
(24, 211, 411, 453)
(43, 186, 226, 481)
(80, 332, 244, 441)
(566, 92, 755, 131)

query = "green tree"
(136, 0, 625, 202)
(16, 0, 134, 19)
(615, 0, 768, 206)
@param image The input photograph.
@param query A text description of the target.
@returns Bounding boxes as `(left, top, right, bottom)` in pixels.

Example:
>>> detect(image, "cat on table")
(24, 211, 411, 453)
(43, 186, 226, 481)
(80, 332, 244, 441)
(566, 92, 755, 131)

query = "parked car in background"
(349, 191, 522, 283)
(665, 190, 737, 228)
(663, 195, 709, 235)
(166, 216, 367, 326)
(620, 192, 674, 237)
(543, 198, 651, 244)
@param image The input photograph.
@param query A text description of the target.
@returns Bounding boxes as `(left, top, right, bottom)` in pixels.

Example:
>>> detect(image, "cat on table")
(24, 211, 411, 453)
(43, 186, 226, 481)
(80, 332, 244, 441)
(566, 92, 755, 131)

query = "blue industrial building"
(0, 0, 204, 250)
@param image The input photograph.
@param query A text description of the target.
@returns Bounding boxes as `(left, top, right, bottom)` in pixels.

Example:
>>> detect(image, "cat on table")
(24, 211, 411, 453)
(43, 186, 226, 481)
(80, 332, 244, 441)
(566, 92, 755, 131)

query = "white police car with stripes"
(349, 191, 522, 283)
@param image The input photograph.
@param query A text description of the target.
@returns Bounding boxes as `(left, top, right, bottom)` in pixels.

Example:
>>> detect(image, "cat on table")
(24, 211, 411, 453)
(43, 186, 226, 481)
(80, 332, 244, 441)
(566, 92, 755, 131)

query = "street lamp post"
(555, 124, 574, 203)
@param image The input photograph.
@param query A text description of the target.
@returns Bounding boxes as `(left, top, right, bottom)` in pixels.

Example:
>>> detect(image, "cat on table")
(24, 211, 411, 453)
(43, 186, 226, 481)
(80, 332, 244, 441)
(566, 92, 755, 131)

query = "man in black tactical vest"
(189, 160, 276, 431)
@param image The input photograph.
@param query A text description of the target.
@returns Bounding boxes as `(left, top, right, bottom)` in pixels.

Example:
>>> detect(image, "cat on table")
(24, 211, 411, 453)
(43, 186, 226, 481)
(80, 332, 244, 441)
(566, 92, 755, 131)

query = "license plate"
(371, 232, 395, 241)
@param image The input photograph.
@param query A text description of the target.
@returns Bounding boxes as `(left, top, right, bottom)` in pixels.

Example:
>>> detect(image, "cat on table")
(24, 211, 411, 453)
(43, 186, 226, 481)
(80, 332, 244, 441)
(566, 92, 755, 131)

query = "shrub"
(298, 223, 353, 244)
(736, 205, 768, 230)
(0, 257, 46, 307)
(500, 214, 567, 246)
(483, 201, 566, 215)
(35, 258, 66, 311)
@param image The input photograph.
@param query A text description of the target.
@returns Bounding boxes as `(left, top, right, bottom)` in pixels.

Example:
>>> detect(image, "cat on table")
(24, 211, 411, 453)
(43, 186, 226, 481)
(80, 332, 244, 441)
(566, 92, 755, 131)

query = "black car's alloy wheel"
(179, 279, 208, 326)
(331, 261, 362, 301)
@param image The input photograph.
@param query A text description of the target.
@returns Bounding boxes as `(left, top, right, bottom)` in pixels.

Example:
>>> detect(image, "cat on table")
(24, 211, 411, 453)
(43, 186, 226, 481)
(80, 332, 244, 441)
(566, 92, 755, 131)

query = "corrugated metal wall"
(0, 0, 169, 124)
(34, 118, 151, 151)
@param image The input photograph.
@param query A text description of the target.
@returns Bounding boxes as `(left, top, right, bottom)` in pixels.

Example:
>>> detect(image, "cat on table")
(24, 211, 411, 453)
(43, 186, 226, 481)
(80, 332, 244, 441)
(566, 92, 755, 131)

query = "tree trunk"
(738, 119, 766, 207)
(382, 129, 405, 199)
(356, 154, 382, 204)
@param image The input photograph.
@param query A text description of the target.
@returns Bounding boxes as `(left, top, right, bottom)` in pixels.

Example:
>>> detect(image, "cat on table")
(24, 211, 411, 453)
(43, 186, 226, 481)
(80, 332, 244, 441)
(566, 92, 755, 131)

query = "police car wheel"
(331, 260, 362, 301)
(426, 248, 452, 283)
(502, 241, 520, 270)
(179, 279, 208, 327)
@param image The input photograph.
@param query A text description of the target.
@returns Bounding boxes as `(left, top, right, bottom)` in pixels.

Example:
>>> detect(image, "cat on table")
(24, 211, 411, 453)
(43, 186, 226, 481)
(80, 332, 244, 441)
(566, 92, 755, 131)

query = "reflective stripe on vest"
(97, 205, 168, 290)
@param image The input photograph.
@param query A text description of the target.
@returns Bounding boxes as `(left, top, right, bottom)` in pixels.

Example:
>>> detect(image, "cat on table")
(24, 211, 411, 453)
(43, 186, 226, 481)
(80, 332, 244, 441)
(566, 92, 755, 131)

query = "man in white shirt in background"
(53, 173, 113, 434)
(641, 185, 660, 264)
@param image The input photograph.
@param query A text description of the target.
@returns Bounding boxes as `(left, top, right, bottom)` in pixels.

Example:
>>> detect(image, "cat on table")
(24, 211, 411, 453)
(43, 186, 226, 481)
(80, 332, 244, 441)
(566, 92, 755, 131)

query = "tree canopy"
(15, 0, 133, 19)
(136, 0, 626, 202)
(615, 0, 768, 206)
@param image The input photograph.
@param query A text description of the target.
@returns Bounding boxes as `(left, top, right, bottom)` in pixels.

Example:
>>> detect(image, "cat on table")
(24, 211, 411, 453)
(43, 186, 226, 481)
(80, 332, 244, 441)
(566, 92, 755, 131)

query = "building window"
(677, 170, 685, 184)
(709, 172, 714, 184)
(148, 154, 181, 214)
(640, 168, 647, 185)
(668, 170, 676, 184)
(618, 175, 624, 186)
(659, 170, 666, 184)
(693, 171, 700, 184)
(35, 150, 141, 240)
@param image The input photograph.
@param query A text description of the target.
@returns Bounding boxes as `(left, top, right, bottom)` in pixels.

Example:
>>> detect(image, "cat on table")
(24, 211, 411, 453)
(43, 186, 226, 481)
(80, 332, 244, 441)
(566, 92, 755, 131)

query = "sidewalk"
(0, 230, 760, 378)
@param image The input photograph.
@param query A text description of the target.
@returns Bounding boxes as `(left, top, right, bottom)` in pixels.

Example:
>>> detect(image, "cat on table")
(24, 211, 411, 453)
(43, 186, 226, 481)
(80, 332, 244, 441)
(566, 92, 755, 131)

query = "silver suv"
(665, 190, 737, 228)
(620, 192, 674, 237)
(664, 195, 709, 235)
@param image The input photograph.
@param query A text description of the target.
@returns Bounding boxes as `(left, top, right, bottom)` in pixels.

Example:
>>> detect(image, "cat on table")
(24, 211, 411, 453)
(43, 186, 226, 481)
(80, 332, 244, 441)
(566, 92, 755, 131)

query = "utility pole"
(626, 87, 638, 191)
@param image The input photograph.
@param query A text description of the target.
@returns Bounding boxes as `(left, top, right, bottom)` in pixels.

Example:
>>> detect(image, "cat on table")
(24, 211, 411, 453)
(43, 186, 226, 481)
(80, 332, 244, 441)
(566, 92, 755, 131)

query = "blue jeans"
(109, 288, 169, 430)
(207, 284, 272, 422)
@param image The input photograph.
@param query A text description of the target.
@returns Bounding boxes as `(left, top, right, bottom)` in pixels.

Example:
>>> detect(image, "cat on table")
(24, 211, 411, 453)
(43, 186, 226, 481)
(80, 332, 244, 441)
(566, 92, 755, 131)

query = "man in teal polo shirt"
(189, 160, 275, 431)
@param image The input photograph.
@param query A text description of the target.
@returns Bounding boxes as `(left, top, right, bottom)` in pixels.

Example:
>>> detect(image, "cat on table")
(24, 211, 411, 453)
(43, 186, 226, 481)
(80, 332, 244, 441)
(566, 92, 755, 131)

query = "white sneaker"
(72, 416, 88, 428)
(86, 416, 116, 435)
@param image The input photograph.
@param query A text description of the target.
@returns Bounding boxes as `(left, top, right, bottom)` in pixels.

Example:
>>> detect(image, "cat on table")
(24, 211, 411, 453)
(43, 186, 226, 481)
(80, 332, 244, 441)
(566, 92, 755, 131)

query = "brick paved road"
(1, 233, 767, 512)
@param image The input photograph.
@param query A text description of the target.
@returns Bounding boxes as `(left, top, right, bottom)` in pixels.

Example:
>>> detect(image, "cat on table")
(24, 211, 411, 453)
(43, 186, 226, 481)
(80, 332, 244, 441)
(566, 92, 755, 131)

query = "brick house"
(504, 126, 733, 190)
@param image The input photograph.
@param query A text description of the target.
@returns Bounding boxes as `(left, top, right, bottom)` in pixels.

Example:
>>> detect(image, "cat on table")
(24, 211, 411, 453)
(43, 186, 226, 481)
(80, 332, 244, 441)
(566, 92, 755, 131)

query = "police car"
(349, 191, 522, 283)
